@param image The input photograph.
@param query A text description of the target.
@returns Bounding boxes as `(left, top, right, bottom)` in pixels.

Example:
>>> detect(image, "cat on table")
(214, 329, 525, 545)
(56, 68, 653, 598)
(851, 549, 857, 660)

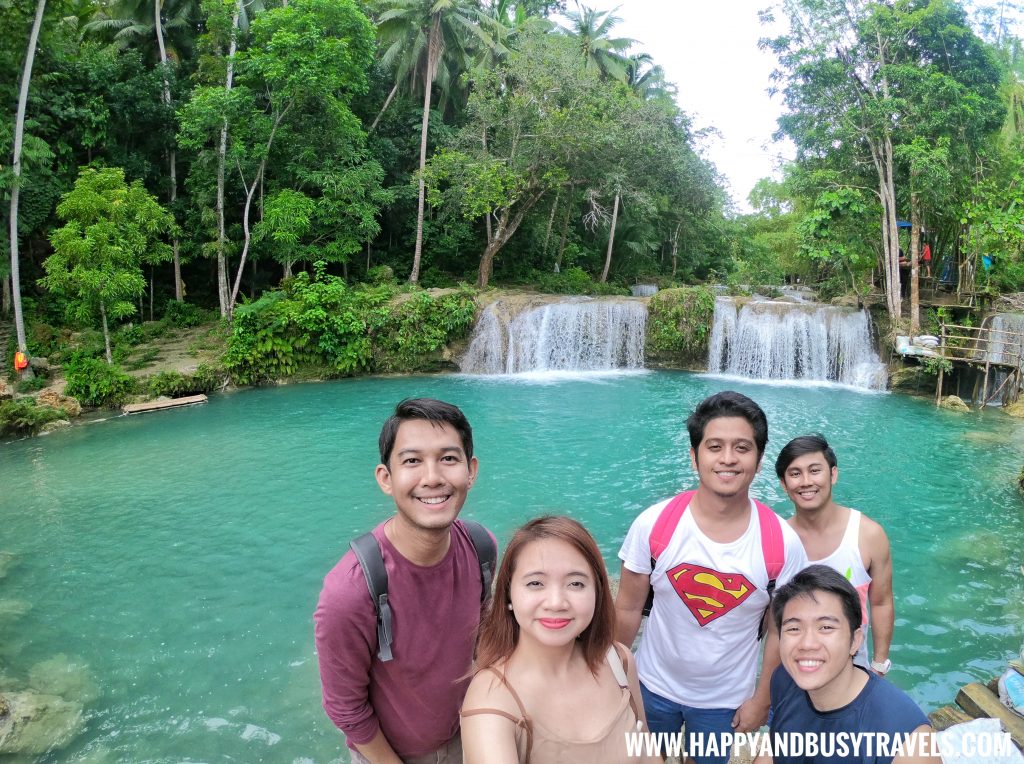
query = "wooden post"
(982, 361, 990, 406)
(936, 323, 946, 407)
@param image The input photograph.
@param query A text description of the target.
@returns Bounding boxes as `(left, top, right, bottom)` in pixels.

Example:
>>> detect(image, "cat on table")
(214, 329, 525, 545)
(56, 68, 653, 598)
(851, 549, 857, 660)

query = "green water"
(2, 371, 1023, 762)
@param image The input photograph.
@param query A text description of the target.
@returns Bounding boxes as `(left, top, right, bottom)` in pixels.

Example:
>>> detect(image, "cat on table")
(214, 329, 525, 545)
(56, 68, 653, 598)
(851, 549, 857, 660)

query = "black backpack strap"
(462, 520, 496, 603)
(757, 577, 777, 642)
(350, 532, 394, 662)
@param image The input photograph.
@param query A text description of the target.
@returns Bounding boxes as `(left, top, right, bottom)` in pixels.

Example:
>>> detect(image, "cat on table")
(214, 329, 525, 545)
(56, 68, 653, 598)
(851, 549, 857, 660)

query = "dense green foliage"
(63, 355, 138, 406)
(224, 264, 476, 383)
(645, 286, 717, 363)
(145, 365, 223, 397)
(0, 398, 66, 437)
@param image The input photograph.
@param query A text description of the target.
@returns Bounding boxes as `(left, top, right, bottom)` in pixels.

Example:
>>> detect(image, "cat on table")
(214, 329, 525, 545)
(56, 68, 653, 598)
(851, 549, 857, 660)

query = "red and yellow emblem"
(666, 562, 755, 626)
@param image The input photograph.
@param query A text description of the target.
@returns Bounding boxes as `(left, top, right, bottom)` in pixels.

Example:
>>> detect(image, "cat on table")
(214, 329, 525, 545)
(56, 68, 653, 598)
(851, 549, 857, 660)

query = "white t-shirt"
(619, 495, 808, 709)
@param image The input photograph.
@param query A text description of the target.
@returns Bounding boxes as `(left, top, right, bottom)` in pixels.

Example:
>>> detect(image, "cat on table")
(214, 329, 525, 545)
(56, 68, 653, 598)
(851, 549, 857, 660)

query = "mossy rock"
(939, 395, 970, 412)
(645, 286, 717, 367)
(889, 365, 936, 394)
(0, 691, 83, 755)
(1004, 401, 1024, 418)
(0, 695, 8, 718)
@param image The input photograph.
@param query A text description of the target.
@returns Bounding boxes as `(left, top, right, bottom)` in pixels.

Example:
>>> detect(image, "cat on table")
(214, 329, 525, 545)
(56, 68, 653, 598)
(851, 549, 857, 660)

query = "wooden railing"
(935, 322, 1024, 406)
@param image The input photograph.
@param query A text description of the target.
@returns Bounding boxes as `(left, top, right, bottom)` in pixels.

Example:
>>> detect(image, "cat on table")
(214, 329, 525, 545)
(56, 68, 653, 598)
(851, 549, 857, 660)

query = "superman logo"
(666, 562, 756, 626)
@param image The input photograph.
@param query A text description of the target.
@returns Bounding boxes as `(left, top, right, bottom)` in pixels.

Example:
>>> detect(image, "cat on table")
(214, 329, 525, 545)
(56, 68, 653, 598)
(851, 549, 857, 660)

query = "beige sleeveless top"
(461, 646, 641, 764)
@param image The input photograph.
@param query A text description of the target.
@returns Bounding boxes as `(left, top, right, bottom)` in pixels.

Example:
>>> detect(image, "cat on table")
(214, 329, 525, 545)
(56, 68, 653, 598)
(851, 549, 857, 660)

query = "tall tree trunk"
(599, 191, 620, 283)
(543, 189, 560, 258)
(671, 221, 681, 279)
(100, 300, 113, 364)
(9, 0, 46, 356)
(910, 186, 921, 335)
(370, 82, 399, 132)
(2, 274, 10, 316)
(483, 129, 493, 246)
(215, 0, 244, 315)
(229, 108, 286, 317)
(410, 14, 442, 284)
(154, 0, 182, 302)
(476, 193, 545, 288)
(554, 201, 571, 273)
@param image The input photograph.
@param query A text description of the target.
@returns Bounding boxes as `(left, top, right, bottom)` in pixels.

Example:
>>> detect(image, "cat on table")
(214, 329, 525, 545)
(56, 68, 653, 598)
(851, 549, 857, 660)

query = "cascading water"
(460, 297, 647, 374)
(708, 297, 887, 390)
(983, 313, 1024, 365)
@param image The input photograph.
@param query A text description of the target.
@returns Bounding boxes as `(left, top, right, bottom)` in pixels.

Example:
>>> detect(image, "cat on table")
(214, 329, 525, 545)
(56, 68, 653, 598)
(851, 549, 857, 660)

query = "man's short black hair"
(772, 564, 862, 638)
(775, 434, 837, 479)
(686, 391, 768, 459)
(378, 398, 474, 467)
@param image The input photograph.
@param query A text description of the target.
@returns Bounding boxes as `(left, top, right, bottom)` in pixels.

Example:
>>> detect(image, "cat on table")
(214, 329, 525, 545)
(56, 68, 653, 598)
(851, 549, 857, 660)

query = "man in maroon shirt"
(314, 398, 493, 763)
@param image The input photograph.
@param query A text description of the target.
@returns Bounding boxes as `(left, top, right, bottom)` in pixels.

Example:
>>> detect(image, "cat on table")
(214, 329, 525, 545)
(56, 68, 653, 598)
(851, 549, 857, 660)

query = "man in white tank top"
(774, 435, 894, 676)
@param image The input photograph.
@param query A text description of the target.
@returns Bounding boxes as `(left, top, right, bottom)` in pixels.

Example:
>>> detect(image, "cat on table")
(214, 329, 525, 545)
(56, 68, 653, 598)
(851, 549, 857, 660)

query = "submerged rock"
(0, 552, 15, 580)
(0, 600, 31, 623)
(940, 395, 970, 412)
(28, 655, 99, 704)
(0, 694, 8, 717)
(0, 691, 83, 755)
(38, 420, 71, 435)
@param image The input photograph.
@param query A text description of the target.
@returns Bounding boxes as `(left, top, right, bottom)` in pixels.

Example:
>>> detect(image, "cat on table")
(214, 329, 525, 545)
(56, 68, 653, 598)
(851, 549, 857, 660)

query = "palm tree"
(559, 4, 632, 82)
(83, 0, 202, 63)
(376, 0, 496, 283)
(625, 52, 675, 103)
(9, 0, 47, 363)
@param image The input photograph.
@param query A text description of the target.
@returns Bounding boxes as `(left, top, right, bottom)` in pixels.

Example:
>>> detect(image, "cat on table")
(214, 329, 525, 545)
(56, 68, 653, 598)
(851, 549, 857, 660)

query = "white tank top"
(810, 509, 872, 666)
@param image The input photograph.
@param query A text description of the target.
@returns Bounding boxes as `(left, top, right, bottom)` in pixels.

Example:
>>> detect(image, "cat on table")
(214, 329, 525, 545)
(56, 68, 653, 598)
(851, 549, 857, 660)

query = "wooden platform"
(928, 679, 1024, 751)
(121, 394, 208, 415)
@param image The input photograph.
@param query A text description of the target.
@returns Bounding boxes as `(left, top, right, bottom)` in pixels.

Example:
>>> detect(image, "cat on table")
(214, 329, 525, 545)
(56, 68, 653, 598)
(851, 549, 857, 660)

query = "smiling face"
(781, 451, 838, 514)
(510, 537, 597, 650)
(690, 416, 761, 500)
(375, 419, 477, 534)
(779, 590, 863, 708)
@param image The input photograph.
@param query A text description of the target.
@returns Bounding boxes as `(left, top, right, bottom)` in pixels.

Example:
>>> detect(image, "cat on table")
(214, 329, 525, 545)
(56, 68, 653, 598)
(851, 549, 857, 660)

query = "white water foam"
(708, 297, 887, 391)
(460, 298, 647, 374)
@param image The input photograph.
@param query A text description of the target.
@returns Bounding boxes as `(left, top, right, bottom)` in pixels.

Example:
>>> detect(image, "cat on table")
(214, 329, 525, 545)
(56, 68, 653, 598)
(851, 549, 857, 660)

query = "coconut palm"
(9, 0, 47, 362)
(83, 0, 203, 63)
(559, 4, 632, 82)
(376, 0, 497, 283)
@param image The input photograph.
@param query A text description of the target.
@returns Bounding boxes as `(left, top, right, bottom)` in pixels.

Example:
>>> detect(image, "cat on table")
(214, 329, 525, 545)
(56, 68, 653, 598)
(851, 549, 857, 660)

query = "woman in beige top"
(461, 516, 659, 764)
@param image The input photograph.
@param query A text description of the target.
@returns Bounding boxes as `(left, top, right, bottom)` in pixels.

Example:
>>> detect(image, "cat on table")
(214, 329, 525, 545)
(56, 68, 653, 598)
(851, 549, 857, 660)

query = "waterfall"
(460, 298, 647, 374)
(708, 297, 887, 390)
(983, 313, 1024, 365)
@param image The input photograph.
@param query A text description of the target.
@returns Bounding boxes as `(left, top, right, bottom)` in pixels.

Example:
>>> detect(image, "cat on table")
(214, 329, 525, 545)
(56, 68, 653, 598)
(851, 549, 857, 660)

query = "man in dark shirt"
(757, 565, 933, 764)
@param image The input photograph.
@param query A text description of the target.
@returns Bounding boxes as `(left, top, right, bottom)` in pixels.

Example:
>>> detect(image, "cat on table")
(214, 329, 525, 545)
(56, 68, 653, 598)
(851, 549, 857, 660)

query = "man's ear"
(831, 466, 839, 486)
(375, 463, 393, 496)
(467, 456, 479, 486)
(690, 447, 698, 472)
(850, 625, 865, 658)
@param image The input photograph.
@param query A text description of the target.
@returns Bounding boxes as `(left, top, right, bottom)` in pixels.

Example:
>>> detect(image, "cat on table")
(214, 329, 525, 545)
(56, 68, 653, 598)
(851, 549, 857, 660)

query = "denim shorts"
(639, 681, 735, 764)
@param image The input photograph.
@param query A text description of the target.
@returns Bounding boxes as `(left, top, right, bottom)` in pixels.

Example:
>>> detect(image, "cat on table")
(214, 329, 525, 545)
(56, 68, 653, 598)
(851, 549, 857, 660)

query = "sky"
(570, 2, 795, 214)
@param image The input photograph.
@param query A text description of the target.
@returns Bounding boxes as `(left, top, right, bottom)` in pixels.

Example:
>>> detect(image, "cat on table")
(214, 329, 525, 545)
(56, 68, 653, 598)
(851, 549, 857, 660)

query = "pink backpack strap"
(755, 500, 785, 582)
(649, 490, 696, 562)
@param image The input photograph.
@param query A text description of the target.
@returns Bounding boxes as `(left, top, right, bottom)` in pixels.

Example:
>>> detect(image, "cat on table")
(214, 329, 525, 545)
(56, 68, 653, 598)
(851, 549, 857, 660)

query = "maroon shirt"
(314, 520, 488, 758)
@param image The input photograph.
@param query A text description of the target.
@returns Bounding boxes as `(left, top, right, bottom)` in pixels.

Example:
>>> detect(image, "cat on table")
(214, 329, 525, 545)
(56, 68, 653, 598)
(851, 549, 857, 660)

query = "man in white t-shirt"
(615, 391, 807, 764)
(774, 434, 894, 676)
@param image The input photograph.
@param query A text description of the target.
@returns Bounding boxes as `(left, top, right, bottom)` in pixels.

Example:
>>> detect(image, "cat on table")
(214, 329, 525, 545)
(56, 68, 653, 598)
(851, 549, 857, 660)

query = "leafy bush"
(15, 374, 49, 394)
(145, 365, 224, 397)
(373, 288, 478, 372)
(63, 356, 138, 407)
(225, 264, 477, 383)
(0, 400, 66, 438)
(164, 300, 216, 328)
(646, 286, 717, 362)
(528, 267, 630, 296)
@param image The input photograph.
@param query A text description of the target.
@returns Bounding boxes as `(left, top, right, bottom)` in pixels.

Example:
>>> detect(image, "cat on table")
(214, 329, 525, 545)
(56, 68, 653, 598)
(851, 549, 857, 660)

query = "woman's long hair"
(475, 516, 615, 673)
